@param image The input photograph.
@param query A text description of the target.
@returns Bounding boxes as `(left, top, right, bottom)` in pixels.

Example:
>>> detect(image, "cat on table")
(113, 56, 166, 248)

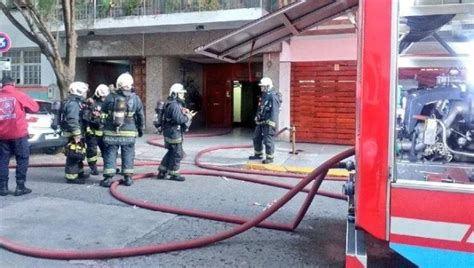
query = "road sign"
(0, 32, 11, 53)
(0, 57, 11, 71)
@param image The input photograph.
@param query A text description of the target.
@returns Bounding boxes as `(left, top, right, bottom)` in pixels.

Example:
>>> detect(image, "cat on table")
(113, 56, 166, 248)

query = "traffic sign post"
(0, 57, 11, 71)
(0, 32, 11, 53)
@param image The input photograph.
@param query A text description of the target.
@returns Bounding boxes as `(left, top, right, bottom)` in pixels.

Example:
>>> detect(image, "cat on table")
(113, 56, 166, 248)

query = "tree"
(0, 0, 77, 100)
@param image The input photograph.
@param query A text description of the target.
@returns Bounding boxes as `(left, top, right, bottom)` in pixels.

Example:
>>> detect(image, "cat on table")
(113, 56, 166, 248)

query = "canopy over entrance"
(195, 0, 358, 63)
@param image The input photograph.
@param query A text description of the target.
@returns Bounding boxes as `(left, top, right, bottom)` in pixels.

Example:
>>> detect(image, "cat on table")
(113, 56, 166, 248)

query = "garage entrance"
(291, 61, 356, 145)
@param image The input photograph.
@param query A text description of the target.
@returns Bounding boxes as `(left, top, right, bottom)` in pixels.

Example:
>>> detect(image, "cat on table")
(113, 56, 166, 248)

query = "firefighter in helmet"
(100, 73, 145, 187)
(83, 84, 110, 175)
(157, 83, 196, 181)
(62, 81, 90, 184)
(249, 77, 281, 164)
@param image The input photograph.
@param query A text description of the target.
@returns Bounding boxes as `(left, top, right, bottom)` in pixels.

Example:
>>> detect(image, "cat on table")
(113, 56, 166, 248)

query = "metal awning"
(195, 0, 358, 63)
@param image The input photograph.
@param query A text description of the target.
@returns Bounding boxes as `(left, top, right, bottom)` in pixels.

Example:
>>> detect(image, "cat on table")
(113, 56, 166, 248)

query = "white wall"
(0, 13, 56, 87)
(280, 33, 357, 62)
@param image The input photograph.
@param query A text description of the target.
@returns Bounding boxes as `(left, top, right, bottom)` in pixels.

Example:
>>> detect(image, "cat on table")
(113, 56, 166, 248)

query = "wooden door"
(131, 59, 146, 109)
(203, 65, 232, 128)
(203, 63, 262, 128)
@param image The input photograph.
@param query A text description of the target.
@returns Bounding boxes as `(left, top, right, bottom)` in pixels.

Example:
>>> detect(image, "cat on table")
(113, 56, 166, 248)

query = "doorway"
(232, 80, 260, 128)
(87, 59, 131, 93)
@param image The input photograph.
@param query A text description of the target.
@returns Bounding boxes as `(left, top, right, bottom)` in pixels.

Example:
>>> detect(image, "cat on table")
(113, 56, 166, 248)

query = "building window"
(2, 49, 41, 85)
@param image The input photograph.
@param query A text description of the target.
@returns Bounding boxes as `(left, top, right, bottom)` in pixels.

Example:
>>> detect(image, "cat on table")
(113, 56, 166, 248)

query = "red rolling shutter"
(291, 61, 356, 145)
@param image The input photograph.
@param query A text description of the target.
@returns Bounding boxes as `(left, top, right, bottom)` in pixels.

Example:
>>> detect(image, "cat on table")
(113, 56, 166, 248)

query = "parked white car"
(26, 100, 67, 154)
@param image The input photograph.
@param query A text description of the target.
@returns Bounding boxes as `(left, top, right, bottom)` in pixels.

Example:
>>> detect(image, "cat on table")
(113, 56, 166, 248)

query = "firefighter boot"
(157, 170, 168, 180)
(0, 181, 9, 196)
(79, 172, 90, 180)
(248, 154, 263, 160)
(262, 158, 274, 164)
(14, 181, 32, 196)
(100, 177, 113, 188)
(122, 176, 133, 186)
(169, 174, 185, 182)
(90, 165, 99, 176)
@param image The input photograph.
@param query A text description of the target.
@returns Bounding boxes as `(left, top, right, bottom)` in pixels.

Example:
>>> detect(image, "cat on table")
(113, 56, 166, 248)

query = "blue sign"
(0, 32, 11, 53)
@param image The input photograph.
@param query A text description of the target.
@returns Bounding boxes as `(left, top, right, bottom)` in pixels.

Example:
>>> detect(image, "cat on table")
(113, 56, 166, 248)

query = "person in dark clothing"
(83, 84, 110, 175)
(0, 76, 39, 196)
(61, 82, 90, 184)
(157, 83, 196, 182)
(99, 73, 145, 187)
(249, 77, 281, 164)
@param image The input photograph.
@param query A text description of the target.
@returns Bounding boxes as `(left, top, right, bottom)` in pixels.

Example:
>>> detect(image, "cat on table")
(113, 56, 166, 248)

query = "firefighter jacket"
(61, 95, 85, 138)
(83, 97, 105, 137)
(101, 91, 145, 139)
(162, 98, 192, 144)
(255, 88, 281, 128)
(0, 85, 39, 140)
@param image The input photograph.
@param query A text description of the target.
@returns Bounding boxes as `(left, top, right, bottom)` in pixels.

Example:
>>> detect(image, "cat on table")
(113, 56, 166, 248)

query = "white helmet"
(94, 84, 110, 98)
(169, 83, 187, 97)
(68, 82, 89, 97)
(259, 77, 273, 88)
(116, 73, 134, 91)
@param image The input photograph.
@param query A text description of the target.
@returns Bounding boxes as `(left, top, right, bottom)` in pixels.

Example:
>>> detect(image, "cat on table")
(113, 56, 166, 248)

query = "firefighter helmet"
(68, 82, 89, 97)
(169, 83, 187, 98)
(259, 77, 273, 88)
(116, 73, 134, 91)
(94, 84, 110, 98)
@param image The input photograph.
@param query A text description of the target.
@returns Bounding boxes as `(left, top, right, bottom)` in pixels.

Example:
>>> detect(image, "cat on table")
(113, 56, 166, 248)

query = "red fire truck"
(347, 0, 474, 267)
(196, 0, 474, 266)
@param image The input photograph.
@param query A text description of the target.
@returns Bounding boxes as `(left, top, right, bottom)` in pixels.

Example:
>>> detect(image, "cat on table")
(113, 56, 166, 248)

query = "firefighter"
(61, 81, 90, 184)
(83, 84, 110, 175)
(249, 77, 281, 164)
(157, 83, 196, 182)
(100, 73, 145, 187)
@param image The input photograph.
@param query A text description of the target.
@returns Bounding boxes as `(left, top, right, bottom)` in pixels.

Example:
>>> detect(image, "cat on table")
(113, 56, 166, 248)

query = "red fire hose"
(148, 127, 347, 182)
(0, 148, 354, 259)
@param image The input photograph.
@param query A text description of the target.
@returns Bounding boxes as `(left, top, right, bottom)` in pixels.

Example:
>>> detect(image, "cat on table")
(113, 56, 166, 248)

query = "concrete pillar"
(264, 52, 291, 140)
(278, 61, 291, 140)
(145, 56, 182, 132)
(145, 56, 164, 132)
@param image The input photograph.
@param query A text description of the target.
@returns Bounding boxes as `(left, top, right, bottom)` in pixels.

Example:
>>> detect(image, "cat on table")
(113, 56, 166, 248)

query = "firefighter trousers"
(158, 142, 184, 175)
(103, 142, 135, 177)
(253, 124, 276, 159)
(0, 136, 30, 185)
(64, 138, 86, 182)
(86, 134, 105, 167)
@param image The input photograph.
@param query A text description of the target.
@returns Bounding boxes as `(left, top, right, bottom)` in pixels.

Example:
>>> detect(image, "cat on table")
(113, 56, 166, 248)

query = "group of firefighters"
(0, 73, 280, 195)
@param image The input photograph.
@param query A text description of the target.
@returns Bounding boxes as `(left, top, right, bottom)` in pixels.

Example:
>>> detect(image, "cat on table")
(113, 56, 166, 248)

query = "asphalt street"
(0, 130, 415, 267)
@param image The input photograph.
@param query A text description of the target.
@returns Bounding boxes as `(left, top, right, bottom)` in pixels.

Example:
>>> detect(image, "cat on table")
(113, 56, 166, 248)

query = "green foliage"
(124, 0, 140, 16)
(37, 0, 56, 17)
(198, 0, 220, 11)
(99, 0, 112, 17)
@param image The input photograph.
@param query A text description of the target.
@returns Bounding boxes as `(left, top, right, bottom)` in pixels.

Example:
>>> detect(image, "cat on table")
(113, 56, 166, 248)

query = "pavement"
(0, 128, 413, 267)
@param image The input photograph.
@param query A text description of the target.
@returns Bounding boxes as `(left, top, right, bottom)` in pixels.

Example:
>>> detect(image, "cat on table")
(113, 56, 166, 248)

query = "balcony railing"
(72, 0, 297, 21)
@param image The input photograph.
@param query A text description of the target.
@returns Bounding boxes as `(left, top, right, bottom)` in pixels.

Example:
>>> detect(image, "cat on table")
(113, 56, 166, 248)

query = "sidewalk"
(135, 128, 353, 177)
